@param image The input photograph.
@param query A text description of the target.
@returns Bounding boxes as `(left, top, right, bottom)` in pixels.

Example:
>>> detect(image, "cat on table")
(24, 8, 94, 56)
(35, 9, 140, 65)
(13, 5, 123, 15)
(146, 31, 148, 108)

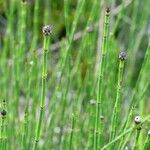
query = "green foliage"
(0, 0, 150, 149)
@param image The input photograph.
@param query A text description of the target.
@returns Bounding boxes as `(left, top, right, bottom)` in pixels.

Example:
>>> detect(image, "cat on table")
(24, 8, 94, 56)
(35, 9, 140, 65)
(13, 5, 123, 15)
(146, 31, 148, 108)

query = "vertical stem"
(110, 52, 126, 141)
(94, 8, 110, 150)
(0, 100, 7, 150)
(87, 100, 96, 150)
(21, 61, 32, 150)
(120, 40, 150, 146)
(120, 129, 134, 150)
(64, 0, 70, 40)
(15, 0, 27, 116)
(31, 0, 40, 50)
(133, 129, 141, 150)
(143, 131, 150, 150)
(33, 26, 51, 150)
(68, 113, 75, 150)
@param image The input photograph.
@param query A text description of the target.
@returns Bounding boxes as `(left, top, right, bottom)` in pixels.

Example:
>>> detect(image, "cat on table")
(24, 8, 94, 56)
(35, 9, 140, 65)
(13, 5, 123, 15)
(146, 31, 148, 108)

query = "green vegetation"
(0, 0, 150, 149)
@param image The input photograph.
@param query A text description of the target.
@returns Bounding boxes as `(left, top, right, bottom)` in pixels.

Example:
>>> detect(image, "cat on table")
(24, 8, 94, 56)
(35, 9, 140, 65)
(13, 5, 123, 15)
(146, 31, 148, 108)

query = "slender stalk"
(119, 39, 150, 148)
(59, 62, 71, 148)
(94, 8, 110, 150)
(67, 75, 85, 150)
(120, 129, 134, 150)
(143, 130, 150, 150)
(64, 0, 70, 39)
(33, 25, 52, 150)
(21, 61, 32, 150)
(21, 111, 28, 150)
(133, 129, 141, 150)
(102, 115, 150, 150)
(31, 0, 40, 50)
(46, 0, 86, 137)
(132, 116, 142, 150)
(59, 0, 86, 80)
(68, 113, 75, 150)
(15, 0, 27, 116)
(101, 128, 133, 150)
(110, 51, 127, 141)
(87, 100, 96, 150)
(0, 100, 7, 150)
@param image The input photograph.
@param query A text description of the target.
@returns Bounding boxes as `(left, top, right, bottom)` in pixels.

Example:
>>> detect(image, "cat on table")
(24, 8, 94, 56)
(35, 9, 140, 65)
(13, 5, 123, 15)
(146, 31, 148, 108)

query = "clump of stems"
(33, 25, 52, 150)
(94, 7, 110, 150)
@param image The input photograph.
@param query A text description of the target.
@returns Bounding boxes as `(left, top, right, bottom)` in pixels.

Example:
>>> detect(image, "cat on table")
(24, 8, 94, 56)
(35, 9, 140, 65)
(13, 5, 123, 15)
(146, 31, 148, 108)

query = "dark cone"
(119, 51, 127, 61)
(42, 25, 52, 36)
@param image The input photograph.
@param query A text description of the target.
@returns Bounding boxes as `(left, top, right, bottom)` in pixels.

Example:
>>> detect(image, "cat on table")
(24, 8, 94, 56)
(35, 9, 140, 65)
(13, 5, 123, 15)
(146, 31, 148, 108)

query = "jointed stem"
(94, 8, 110, 150)
(133, 129, 141, 150)
(110, 58, 125, 141)
(68, 113, 75, 150)
(143, 131, 150, 150)
(0, 100, 7, 150)
(33, 29, 50, 150)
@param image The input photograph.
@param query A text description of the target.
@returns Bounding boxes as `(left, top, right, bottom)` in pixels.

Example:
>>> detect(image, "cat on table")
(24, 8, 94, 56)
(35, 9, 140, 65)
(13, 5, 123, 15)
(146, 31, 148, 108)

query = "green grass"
(0, 0, 150, 149)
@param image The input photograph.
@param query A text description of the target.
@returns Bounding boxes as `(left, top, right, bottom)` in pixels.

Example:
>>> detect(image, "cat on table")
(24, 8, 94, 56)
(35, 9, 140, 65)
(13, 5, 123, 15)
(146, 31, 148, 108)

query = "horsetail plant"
(102, 115, 150, 150)
(94, 7, 110, 150)
(133, 116, 142, 150)
(0, 1, 150, 149)
(120, 115, 147, 150)
(110, 51, 127, 141)
(33, 25, 52, 150)
(119, 39, 150, 147)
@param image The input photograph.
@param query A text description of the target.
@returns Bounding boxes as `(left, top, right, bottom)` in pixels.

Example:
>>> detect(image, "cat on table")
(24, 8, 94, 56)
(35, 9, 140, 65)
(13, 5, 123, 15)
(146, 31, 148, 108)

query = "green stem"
(133, 129, 141, 150)
(101, 128, 133, 150)
(33, 32, 50, 150)
(0, 100, 7, 150)
(87, 100, 96, 150)
(110, 58, 125, 141)
(68, 113, 75, 150)
(64, 0, 70, 39)
(143, 131, 150, 150)
(120, 40, 150, 145)
(102, 115, 150, 150)
(31, 0, 40, 50)
(94, 8, 110, 150)
(120, 129, 134, 150)
(21, 61, 32, 150)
